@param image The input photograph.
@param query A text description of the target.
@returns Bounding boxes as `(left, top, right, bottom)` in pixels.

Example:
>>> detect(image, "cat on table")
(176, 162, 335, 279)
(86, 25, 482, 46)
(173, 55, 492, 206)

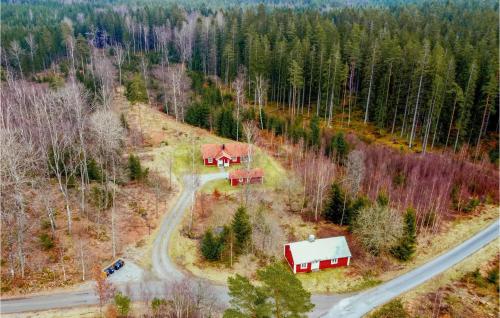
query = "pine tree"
(224, 274, 271, 318)
(231, 206, 251, 253)
(258, 263, 314, 318)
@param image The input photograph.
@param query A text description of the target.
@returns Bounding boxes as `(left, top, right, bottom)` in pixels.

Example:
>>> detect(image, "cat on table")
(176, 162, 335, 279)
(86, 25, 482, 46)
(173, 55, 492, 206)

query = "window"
(231, 157, 236, 162)
(239, 178, 244, 182)
(208, 157, 213, 163)
(300, 263, 308, 269)
(331, 258, 338, 265)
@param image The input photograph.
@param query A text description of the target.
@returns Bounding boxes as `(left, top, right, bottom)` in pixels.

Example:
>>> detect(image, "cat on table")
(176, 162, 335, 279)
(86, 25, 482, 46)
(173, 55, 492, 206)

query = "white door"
(311, 260, 320, 271)
(217, 159, 223, 167)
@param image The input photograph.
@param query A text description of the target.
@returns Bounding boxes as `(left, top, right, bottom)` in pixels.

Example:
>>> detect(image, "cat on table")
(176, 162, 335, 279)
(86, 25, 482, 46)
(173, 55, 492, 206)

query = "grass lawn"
(200, 146, 288, 194)
(297, 267, 382, 294)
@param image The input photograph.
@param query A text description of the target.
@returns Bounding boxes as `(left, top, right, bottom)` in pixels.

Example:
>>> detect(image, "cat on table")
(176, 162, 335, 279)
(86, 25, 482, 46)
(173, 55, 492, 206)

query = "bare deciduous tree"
(232, 67, 246, 141)
(352, 204, 403, 255)
(113, 44, 125, 85)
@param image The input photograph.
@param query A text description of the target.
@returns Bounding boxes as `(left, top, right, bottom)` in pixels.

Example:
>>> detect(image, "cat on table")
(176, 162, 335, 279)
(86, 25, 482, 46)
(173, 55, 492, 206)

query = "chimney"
(222, 143, 225, 150)
(308, 234, 315, 242)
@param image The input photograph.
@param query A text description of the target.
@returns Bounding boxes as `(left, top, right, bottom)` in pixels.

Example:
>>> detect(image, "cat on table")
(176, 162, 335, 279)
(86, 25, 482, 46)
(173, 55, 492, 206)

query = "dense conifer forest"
(2, 0, 498, 158)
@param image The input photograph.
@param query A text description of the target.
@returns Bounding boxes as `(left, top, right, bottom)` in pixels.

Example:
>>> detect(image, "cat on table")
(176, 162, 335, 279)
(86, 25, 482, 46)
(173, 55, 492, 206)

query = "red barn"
(284, 235, 351, 274)
(228, 168, 264, 186)
(201, 143, 249, 167)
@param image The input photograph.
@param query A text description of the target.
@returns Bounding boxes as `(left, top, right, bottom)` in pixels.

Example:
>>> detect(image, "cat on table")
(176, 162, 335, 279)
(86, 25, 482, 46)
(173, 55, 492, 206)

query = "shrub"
(369, 299, 409, 318)
(114, 292, 131, 316)
(151, 298, 167, 313)
(41, 219, 52, 230)
(125, 74, 148, 104)
(128, 154, 149, 181)
(90, 185, 113, 210)
(462, 197, 480, 213)
(39, 233, 54, 250)
(487, 267, 499, 285)
(87, 158, 103, 181)
(376, 191, 389, 206)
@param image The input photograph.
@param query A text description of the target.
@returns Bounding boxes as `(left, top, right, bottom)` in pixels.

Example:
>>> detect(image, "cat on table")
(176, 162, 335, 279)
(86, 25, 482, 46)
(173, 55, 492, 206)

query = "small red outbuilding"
(228, 168, 264, 186)
(284, 235, 351, 274)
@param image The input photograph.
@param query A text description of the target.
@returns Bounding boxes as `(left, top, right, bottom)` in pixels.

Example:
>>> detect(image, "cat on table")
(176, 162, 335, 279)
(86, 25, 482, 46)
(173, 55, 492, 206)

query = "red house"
(201, 143, 249, 167)
(284, 235, 351, 274)
(228, 168, 264, 186)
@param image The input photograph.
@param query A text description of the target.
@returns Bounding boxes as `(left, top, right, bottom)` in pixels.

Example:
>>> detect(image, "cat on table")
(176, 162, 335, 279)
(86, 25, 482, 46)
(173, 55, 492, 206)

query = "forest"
(0, 0, 498, 316)
(2, 0, 498, 158)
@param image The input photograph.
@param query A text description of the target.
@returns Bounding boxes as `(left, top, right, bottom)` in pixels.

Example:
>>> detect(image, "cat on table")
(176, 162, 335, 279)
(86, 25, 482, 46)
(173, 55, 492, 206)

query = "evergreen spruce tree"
(324, 183, 350, 224)
(309, 115, 320, 148)
(128, 154, 148, 181)
(231, 206, 252, 253)
(125, 73, 148, 104)
(330, 132, 349, 163)
(391, 208, 417, 261)
(216, 107, 238, 140)
(201, 229, 222, 261)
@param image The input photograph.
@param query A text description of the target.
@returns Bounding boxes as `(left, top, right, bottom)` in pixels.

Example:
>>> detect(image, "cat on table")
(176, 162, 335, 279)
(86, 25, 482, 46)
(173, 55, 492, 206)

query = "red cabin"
(201, 143, 249, 167)
(284, 235, 351, 274)
(228, 168, 264, 186)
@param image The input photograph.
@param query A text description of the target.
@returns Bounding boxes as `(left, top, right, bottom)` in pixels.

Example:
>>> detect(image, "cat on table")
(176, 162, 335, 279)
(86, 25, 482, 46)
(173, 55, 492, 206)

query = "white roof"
(287, 236, 351, 264)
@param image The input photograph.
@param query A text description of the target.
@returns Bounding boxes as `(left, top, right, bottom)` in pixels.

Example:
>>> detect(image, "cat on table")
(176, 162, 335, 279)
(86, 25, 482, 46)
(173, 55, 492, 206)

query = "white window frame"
(231, 156, 237, 162)
(208, 157, 213, 163)
(300, 263, 308, 269)
(331, 258, 338, 265)
(239, 178, 244, 182)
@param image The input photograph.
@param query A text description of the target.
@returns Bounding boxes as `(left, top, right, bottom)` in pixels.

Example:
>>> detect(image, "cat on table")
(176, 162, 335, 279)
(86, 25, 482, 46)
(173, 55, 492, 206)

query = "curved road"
(1, 172, 498, 317)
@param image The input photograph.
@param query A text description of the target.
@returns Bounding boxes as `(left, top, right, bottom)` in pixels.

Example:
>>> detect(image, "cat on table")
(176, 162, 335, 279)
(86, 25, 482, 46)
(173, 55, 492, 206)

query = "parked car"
(103, 259, 125, 277)
(113, 259, 125, 270)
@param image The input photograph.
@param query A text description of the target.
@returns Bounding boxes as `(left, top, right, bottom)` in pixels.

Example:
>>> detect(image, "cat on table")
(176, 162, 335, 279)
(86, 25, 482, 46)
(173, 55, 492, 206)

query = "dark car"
(103, 259, 125, 277)
(104, 267, 115, 276)
(113, 259, 125, 270)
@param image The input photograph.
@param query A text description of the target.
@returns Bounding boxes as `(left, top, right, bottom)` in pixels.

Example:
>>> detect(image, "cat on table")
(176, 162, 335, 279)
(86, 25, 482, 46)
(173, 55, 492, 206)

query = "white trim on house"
(347, 257, 350, 266)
